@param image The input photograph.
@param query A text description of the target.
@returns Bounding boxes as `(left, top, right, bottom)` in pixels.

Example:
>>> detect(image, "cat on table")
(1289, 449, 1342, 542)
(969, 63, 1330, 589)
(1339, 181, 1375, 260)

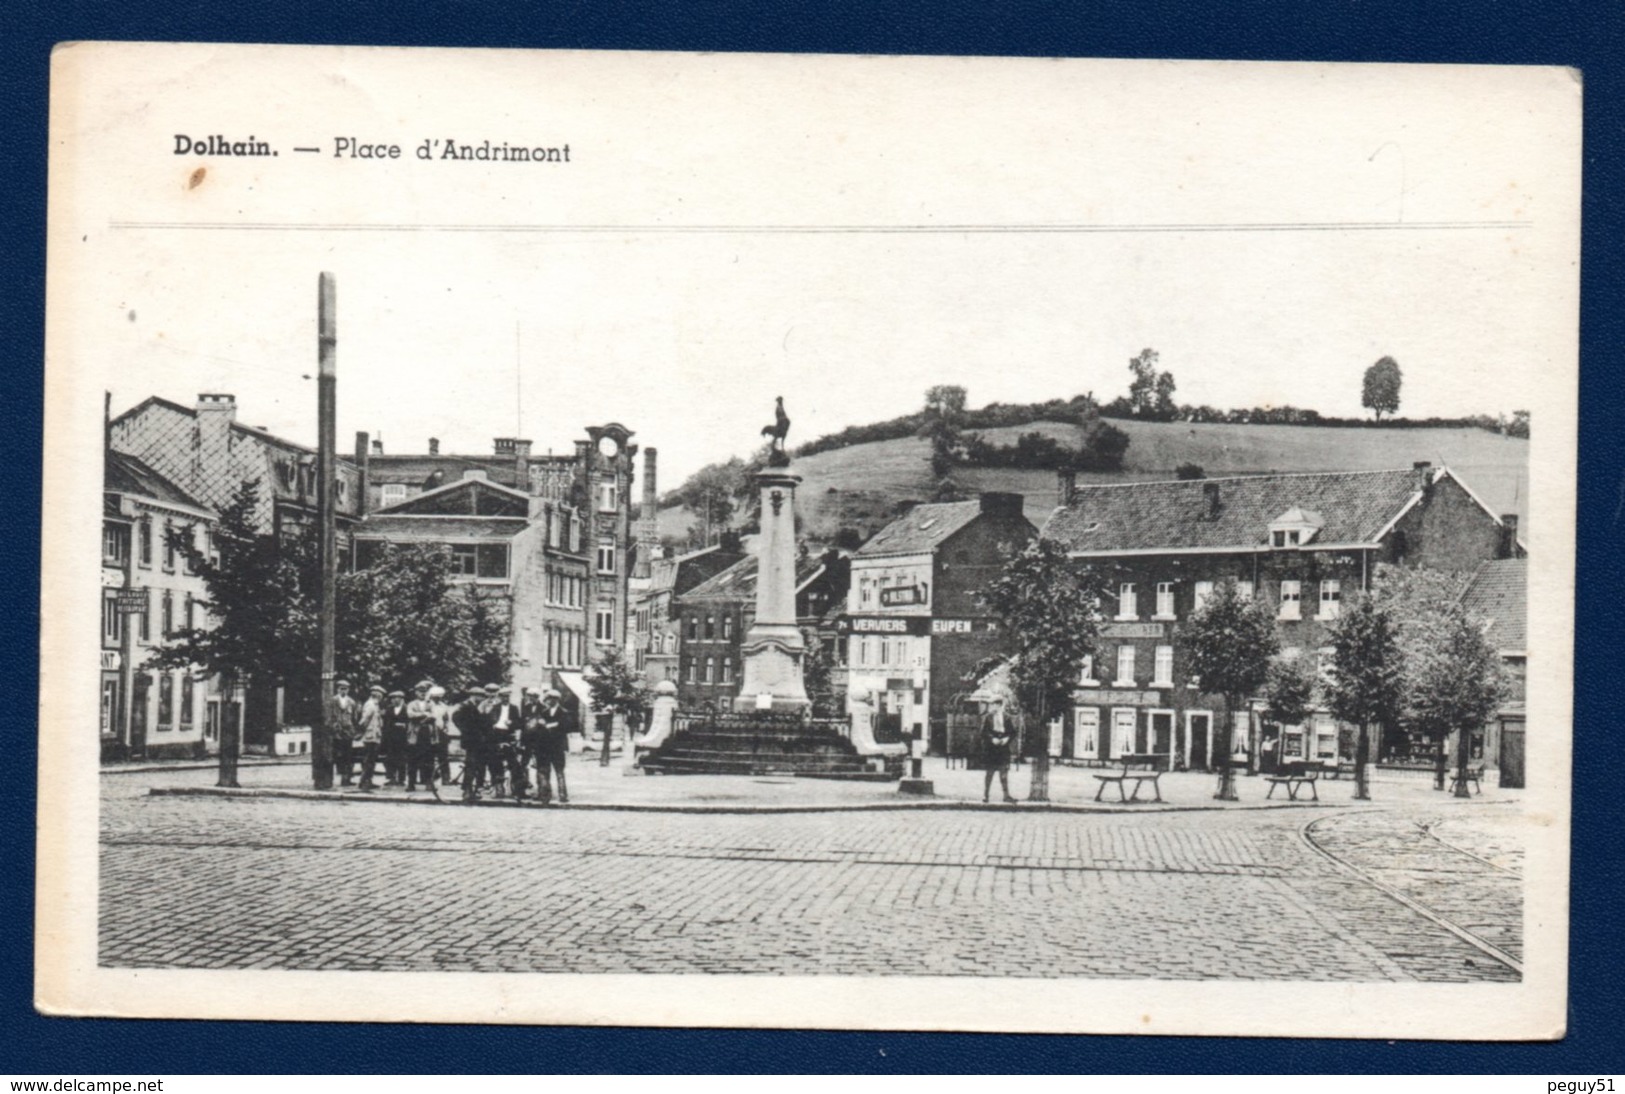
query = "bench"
(1449, 764, 1486, 795)
(1319, 760, 1355, 780)
(1265, 762, 1320, 801)
(1092, 756, 1165, 803)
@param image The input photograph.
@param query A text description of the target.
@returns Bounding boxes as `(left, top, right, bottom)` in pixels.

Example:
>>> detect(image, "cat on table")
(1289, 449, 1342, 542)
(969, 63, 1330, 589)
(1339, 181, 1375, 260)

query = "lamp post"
(312, 272, 337, 790)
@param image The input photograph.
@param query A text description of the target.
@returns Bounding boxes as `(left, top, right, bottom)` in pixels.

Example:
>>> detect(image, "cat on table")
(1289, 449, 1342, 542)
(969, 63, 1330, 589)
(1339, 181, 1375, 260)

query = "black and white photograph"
(37, 44, 1577, 1036)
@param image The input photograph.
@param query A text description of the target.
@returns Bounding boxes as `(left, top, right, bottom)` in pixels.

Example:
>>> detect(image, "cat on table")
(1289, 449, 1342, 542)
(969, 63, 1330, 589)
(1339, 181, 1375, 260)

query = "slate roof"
(682, 554, 826, 602)
(1461, 558, 1528, 652)
(354, 515, 529, 540)
(1042, 468, 1430, 553)
(104, 451, 210, 514)
(855, 500, 988, 558)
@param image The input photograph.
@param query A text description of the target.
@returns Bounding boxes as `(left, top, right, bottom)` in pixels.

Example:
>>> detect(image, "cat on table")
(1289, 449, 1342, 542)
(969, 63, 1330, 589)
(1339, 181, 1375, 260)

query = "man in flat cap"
(382, 690, 409, 787)
(486, 684, 526, 801)
(405, 680, 440, 798)
(355, 684, 386, 791)
(535, 687, 574, 805)
(452, 686, 489, 803)
(327, 679, 359, 786)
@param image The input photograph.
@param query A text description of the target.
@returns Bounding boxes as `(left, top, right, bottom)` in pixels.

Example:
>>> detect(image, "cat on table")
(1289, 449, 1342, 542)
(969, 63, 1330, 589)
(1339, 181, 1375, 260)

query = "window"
(157, 673, 174, 728)
(859, 638, 872, 667)
(1235, 580, 1254, 602)
(1193, 580, 1213, 613)
(879, 640, 891, 666)
(180, 675, 194, 727)
(684, 658, 695, 683)
(1155, 582, 1176, 619)
(1116, 645, 1136, 685)
(102, 523, 128, 566)
(1153, 645, 1174, 687)
(1278, 580, 1302, 620)
(722, 615, 732, 640)
(1073, 708, 1100, 759)
(597, 539, 616, 575)
(705, 614, 715, 640)
(138, 599, 150, 643)
(701, 656, 714, 683)
(1318, 579, 1342, 620)
(1078, 655, 1097, 687)
(381, 483, 407, 507)
(161, 590, 174, 637)
(476, 543, 509, 579)
(859, 578, 873, 608)
(185, 594, 196, 630)
(595, 607, 615, 643)
(1110, 709, 1136, 759)
(598, 482, 618, 512)
(721, 659, 733, 684)
(1116, 582, 1138, 620)
(569, 517, 582, 554)
(686, 616, 697, 641)
(162, 520, 176, 571)
(101, 591, 121, 644)
(138, 516, 153, 567)
(547, 510, 561, 549)
(450, 544, 478, 576)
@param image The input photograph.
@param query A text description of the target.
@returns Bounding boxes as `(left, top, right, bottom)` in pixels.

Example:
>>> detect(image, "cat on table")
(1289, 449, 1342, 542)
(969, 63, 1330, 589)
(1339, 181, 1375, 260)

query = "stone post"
(735, 468, 810, 712)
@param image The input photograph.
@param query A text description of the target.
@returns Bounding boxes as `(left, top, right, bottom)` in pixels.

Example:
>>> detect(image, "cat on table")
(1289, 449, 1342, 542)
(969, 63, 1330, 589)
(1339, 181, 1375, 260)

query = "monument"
(734, 402, 810, 712)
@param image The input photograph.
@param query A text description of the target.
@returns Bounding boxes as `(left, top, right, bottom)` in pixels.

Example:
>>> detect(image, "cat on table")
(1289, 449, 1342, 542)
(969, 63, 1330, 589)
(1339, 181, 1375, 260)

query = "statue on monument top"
(760, 395, 792, 467)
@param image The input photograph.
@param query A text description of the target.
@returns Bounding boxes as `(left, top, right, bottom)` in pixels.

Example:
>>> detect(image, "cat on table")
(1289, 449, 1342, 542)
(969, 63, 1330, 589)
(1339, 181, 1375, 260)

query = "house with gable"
(1040, 462, 1525, 771)
(1459, 557, 1528, 786)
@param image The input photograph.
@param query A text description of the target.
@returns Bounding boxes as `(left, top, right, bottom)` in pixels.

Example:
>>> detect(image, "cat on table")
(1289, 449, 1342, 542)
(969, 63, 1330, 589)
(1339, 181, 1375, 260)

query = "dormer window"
(1267, 507, 1324, 549)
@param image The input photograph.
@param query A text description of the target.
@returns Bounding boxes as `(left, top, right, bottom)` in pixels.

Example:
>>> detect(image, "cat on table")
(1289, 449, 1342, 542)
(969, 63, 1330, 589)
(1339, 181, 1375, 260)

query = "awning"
(553, 670, 596, 714)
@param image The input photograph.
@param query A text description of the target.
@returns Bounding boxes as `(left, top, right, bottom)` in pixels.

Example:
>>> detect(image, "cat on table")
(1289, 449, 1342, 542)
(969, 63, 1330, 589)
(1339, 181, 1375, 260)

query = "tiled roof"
(1461, 558, 1527, 651)
(855, 500, 986, 558)
(1042, 468, 1428, 553)
(355, 515, 529, 540)
(104, 451, 210, 514)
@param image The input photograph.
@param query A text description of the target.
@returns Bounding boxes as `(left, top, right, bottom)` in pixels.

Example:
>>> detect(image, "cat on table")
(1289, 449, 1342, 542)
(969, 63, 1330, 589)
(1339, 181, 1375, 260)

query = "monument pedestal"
(732, 466, 811, 714)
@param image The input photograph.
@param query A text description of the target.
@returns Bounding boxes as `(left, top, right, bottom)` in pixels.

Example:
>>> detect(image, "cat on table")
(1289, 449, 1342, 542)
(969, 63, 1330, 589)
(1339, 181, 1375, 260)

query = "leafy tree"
(1175, 462, 1206, 481)
(1504, 409, 1530, 438)
(1369, 563, 1470, 768)
(800, 625, 839, 718)
(1324, 593, 1404, 800)
(1262, 653, 1317, 767)
(1362, 356, 1403, 420)
(585, 646, 651, 767)
(1403, 605, 1505, 797)
(1127, 348, 1178, 420)
(919, 385, 968, 478)
(980, 539, 1106, 802)
(1185, 578, 1280, 799)
(668, 456, 751, 544)
(147, 479, 304, 788)
(337, 542, 511, 693)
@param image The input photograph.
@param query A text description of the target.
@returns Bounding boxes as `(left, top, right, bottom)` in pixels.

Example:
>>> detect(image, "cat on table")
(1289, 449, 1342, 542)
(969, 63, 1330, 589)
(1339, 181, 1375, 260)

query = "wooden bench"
(1265, 762, 1320, 801)
(1449, 764, 1486, 795)
(1319, 760, 1355, 780)
(1092, 756, 1165, 803)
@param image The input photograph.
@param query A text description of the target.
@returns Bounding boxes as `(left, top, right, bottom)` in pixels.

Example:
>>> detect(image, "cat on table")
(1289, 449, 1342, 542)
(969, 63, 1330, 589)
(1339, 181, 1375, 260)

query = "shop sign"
(840, 615, 930, 636)
(1091, 688, 1163, 705)
(1101, 622, 1165, 639)
(114, 588, 149, 614)
(880, 585, 926, 607)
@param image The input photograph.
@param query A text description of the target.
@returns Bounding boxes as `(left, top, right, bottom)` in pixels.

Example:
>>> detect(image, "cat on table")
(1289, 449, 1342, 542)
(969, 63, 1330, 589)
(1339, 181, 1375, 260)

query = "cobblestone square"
(99, 764, 1525, 982)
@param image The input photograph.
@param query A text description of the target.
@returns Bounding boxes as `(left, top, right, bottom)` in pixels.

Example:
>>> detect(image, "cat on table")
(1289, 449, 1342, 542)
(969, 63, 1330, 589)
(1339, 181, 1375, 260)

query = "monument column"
(735, 467, 810, 712)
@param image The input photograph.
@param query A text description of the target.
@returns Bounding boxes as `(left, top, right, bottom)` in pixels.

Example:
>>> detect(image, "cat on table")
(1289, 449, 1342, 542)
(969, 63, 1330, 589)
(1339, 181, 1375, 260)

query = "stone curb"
(103, 758, 305, 775)
(150, 784, 1354, 816)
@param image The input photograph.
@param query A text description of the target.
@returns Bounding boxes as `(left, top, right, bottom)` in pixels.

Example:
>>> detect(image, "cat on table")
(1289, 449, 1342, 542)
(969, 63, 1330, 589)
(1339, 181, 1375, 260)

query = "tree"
(1185, 578, 1280, 800)
(585, 646, 650, 767)
(337, 542, 512, 692)
(1262, 652, 1316, 769)
(919, 385, 968, 478)
(1175, 462, 1206, 481)
(1127, 348, 1178, 420)
(1369, 563, 1470, 769)
(1504, 409, 1530, 438)
(147, 480, 304, 788)
(669, 456, 751, 545)
(1361, 356, 1403, 421)
(980, 539, 1106, 802)
(1403, 607, 1505, 797)
(1324, 593, 1404, 800)
(801, 625, 839, 718)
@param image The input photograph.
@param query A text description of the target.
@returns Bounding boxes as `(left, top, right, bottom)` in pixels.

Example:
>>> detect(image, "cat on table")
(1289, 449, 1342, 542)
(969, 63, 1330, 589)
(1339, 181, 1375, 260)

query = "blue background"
(4, 0, 1619, 1074)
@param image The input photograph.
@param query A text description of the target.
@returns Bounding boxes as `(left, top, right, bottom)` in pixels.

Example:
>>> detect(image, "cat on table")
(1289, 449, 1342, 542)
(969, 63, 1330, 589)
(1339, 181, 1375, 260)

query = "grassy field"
(659, 419, 1529, 544)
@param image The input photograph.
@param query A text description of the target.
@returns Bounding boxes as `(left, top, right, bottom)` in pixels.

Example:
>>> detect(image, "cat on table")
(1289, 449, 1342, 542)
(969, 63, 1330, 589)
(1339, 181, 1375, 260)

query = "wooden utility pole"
(312, 272, 338, 789)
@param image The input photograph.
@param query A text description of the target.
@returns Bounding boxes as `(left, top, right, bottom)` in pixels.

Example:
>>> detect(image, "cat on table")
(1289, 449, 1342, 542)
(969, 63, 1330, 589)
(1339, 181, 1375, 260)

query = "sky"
(56, 47, 1579, 490)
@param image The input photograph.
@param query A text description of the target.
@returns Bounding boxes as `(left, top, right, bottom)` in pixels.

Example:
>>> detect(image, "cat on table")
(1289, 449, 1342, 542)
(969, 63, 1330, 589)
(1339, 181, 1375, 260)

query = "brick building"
(1040, 463, 1524, 770)
(101, 451, 219, 761)
(630, 538, 747, 686)
(838, 493, 1037, 752)
(110, 394, 365, 749)
(675, 549, 848, 711)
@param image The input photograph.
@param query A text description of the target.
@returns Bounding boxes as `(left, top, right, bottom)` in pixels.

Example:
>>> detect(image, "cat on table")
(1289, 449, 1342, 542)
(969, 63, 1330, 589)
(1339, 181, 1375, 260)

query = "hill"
(659, 419, 1529, 545)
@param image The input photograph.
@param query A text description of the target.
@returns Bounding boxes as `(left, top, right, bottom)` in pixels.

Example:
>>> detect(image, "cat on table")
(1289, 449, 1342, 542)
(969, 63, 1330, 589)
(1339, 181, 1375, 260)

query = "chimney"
(371, 438, 383, 455)
(428, 437, 439, 455)
(1500, 513, 1520, 558)
(1056, 469, 1076, 508)
(511, 438, 532, 481)
(195, 394, 236, 492)
(636, 447, 659, 579)
(978, 491, 1024, 518)
(354, 431, 370, 516)
(1203, 481, 1221, 520)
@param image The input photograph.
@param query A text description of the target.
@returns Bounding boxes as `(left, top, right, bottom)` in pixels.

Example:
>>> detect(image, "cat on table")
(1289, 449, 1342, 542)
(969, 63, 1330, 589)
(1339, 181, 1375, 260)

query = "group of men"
(326, 678, 577, 804)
